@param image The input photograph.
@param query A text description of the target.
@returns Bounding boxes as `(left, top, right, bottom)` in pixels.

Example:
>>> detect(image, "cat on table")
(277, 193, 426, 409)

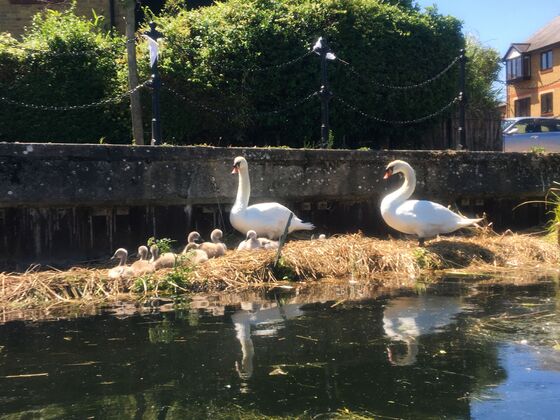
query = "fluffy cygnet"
(198, 229, 226, 258)
(237, 230, 262, 251)
(130, 245, 155, 275)
(108, 248, 135, 279)
(150, 245, 179, 270)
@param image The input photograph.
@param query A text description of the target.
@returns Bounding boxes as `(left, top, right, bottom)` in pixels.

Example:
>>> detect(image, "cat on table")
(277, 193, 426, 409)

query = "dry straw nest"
(1, 232, 559, 310)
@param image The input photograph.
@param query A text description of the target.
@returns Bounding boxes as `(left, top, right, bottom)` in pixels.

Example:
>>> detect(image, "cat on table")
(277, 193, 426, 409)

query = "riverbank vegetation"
(1, 232, 558, 313)
(0, 0, 500, 148)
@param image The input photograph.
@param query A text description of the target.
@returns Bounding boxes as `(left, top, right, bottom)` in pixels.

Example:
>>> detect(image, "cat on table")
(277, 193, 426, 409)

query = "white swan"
(230, 156, 314, 239)
(108, 248, 135, 279)
(130, 245, 155, 275)
(380, 160, 483, 246)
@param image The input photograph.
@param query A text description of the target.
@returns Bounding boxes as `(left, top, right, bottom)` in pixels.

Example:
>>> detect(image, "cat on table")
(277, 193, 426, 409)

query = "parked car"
(502, 117, 560, 152)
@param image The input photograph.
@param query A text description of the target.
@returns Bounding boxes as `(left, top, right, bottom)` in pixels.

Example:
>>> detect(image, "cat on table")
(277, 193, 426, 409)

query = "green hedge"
(152, 0, 464, 148)
(1, 1, 479, 148)
(0, 7, 130, 144)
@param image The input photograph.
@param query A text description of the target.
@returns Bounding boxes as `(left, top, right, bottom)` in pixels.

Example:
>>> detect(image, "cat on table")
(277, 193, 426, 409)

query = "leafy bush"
(152, 0, 464, 148)
(0, 6, 131, 143)
(1, 0, 501, 148)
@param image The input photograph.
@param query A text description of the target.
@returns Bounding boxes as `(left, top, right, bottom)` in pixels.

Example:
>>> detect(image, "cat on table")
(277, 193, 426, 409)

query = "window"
(514, 97, 531, 117)
(540, 120, 560, 132)
(506, 55, 531, 81)
(541, 50, 553, 70)
(541, 92, 553, 115)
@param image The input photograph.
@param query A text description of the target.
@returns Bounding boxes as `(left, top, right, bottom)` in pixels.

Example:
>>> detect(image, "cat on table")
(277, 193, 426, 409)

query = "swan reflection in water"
(383, 295, 462, 366)
(231, 302, 304, 383)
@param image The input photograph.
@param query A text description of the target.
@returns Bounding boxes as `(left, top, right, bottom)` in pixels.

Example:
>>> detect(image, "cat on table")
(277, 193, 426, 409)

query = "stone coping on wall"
(1, 143, 559, 207)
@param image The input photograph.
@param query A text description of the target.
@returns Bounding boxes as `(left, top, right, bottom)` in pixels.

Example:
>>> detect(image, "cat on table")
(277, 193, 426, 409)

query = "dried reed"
(0, 232, 558, 310)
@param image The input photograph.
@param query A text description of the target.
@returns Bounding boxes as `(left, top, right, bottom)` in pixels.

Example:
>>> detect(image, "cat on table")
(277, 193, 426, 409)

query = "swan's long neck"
(233, 167, 250, 211)
(384, 166, 416, 207)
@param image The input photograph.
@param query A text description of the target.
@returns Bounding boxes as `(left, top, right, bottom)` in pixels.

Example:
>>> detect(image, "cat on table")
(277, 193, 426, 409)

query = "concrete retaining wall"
(1, 143, 557, 270)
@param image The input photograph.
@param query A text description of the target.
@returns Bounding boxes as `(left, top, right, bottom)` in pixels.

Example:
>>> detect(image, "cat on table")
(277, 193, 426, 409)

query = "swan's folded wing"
(396, 200, 464, 230)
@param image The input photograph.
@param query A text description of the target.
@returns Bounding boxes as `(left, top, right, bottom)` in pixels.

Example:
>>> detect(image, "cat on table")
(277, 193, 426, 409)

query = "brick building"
(0, 0, 130, 36)
(0, 0, 215, 37)
(503, 15, 560, 118)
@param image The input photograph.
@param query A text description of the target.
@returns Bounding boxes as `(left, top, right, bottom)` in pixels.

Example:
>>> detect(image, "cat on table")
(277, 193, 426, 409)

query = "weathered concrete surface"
(0, 143, 557, 270)
(2, 143, 560, 207)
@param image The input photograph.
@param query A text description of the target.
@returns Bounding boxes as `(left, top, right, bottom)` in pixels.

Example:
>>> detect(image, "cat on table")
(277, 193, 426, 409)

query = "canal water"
(0, 276, 559, 419)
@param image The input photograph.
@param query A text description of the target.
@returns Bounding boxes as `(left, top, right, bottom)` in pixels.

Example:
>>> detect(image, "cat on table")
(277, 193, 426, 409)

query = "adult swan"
(380, 160, 482, 246)
(230, 156, 314, 239)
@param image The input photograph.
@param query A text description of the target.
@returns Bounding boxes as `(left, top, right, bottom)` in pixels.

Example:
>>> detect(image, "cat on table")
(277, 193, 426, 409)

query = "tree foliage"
(151, 0, 464, 148)
(0, 0, 501, 148)
(0, 6, 130, 143)
(465, 35, 502, 113)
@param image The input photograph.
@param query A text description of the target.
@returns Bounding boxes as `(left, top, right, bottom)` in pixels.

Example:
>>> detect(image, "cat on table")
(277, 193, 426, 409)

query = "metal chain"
(0, 80, 150, 111)
(4, 37, 140, 57)
(161, 84, 230, 116)
(174, 48, 314, 74)
(333, 94, 460, 125)
(242, 50, 314, 73)
(7, 46, 125, 57)
(250, 91, 318, 117)
(162, 83, 317, 117)
(336, 54, 462, 90)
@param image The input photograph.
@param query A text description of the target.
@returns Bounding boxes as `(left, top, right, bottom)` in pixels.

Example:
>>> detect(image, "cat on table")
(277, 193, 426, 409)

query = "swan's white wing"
(236, 203, 292, 238)
(396, 200, 470, 237)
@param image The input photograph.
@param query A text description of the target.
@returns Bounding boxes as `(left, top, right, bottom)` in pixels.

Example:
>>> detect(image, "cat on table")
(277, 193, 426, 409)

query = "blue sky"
(415, 0, 559, 85)
(415, 0, 559, 57)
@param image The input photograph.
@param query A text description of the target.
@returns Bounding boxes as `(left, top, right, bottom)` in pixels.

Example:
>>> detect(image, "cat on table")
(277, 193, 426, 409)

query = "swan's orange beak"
(383, 168, 393, 179)
(231, 166, 239, 174)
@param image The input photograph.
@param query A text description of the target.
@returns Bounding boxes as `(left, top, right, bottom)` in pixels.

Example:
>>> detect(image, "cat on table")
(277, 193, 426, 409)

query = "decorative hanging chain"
(6, 45, 126, 57)
(173, 48, 314, 74)
(334, 94, 460, 125)
(4, 37, 143, 57)
(0, 80, 150, 111)
(336, 54, 462, 90)
(243, 50, 314, 73)
(161, 83, 317, 117)
(251, 91, 318, 117)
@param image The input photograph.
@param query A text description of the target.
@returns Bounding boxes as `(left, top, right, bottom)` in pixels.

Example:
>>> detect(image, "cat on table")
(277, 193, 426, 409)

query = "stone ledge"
(1, 143, 558, 208)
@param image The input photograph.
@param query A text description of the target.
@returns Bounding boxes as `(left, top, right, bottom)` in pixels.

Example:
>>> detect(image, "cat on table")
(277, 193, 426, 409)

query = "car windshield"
(501, 119, 516, 132)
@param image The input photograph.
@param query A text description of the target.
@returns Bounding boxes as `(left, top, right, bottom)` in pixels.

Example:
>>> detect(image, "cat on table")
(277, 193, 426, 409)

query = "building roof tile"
(524, 15, 560, 52)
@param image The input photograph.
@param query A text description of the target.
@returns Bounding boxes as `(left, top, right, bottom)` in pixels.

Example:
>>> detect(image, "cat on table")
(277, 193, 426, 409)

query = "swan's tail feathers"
(301, 222, 315, 231)
(459, 217, 484, 227)
(291, 221, 315, 232)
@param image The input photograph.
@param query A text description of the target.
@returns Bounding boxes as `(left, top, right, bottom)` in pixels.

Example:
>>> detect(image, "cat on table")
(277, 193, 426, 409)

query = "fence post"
(458, 49, 467, 150)
(145, 22, 163, 146)
(314, 37, 333, 149)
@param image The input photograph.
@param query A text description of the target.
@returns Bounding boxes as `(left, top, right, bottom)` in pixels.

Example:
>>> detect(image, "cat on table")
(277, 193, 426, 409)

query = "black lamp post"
(314, 37, 333, 149)
(145, 22, 163, 145)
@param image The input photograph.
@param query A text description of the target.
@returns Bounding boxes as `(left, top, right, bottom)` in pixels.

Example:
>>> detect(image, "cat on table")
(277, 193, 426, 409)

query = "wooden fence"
(419, 111, 502, 151)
